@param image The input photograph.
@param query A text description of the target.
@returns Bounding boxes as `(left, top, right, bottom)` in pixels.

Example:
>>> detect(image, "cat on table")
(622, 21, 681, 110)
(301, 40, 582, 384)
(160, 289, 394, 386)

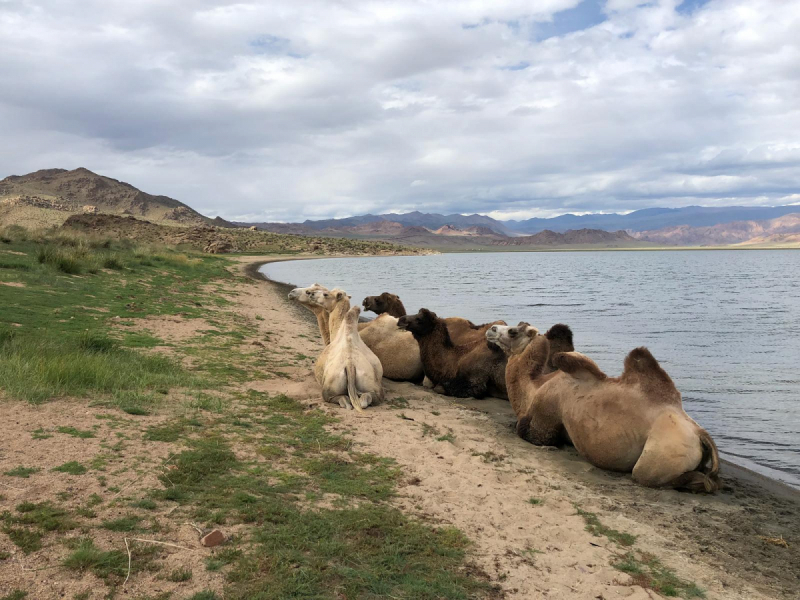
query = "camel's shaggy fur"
(398, 308, 508, 399)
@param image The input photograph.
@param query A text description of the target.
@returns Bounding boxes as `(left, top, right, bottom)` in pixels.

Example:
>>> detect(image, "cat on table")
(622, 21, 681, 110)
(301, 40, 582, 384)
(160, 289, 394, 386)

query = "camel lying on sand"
(311, 289, 423, 382)
(313, 298, 384, 411)
(489, 328, 721, 492)
(288, 284, 331, 345)
(397, 308, 508, 399)
(362, 293, 504, 345)
(486, 323, 574, 416)
(358, 315, 424, 382)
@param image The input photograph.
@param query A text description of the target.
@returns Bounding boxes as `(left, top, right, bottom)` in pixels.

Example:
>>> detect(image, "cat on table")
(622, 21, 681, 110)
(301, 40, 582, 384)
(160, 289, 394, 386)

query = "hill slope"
(0, 168, 232, 228)
(636, 213, 800, 246)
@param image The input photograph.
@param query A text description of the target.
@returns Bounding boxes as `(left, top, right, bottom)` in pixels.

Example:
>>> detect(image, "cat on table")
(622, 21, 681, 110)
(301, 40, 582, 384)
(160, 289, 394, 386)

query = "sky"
(1, 0, 799, 222)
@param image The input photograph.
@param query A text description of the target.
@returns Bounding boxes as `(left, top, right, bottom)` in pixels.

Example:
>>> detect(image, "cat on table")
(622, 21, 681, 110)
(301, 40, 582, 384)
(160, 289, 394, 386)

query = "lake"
(262, 250, 800, 489)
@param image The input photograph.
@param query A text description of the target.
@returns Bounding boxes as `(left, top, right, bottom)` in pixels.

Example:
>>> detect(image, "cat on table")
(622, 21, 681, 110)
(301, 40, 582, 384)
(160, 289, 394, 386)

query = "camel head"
(485, 322, 538, 355)
(397, 308, 439, 339)
(308, 288, 350, 312)
(288, 283, 328, 305)
(362, 292, 403, 315)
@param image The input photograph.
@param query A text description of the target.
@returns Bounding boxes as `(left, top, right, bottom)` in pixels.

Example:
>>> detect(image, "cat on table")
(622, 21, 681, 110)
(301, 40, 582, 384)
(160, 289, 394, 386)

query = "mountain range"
(2, 167, 800, 249)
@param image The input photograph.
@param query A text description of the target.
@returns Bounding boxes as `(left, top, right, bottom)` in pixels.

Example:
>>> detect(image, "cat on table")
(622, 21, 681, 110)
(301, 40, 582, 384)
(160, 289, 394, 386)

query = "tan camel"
(490, 329, 720, 492)
(358, 315, 424, 382)
(397, 308, 507, 399)
(310, 289, 423, 382)
(288, 284, 331, 345)
(487, 323, 574, 416)
(314, 303, 384, 411)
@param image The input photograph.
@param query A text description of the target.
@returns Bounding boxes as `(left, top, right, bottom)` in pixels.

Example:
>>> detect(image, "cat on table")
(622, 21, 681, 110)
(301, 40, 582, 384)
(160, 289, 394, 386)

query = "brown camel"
(397, 308, 507, 399)
(494, 330, 720, 492)
(362, 293, 407, 318)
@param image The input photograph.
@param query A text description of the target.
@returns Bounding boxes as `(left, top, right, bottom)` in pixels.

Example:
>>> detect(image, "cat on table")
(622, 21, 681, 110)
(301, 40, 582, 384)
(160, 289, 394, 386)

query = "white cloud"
(1, 0, 799, 221)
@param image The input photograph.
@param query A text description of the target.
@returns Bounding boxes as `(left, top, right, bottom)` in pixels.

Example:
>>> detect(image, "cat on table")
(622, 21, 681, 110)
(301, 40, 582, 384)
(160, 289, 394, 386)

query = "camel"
(362, 293, 407, 318)
(288, 283, 331, 345)
(358, 315, 424, 382)
(487, 323, 574, 416)
(313, 301, 384, 411)
(397, 308, 508, 399)
(490, 329, 720, 492)
(309, 289, 423, 382)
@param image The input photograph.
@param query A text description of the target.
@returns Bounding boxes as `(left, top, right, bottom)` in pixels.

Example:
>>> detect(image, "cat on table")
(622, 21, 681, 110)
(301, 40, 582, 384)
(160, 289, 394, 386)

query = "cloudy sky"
(1, 0, 799, 222)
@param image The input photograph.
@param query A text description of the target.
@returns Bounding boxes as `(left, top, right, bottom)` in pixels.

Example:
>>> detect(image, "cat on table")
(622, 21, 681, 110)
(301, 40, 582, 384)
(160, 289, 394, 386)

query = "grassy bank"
(0, 226, 493, 599)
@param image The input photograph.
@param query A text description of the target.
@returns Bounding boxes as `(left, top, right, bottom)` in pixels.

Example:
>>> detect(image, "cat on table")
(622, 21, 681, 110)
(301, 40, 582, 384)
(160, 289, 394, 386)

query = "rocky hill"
(0, 168, 233, 229)
(493, 228, 638, 247)
(636, 213, 800, 246)
(62, 214, 431, 256)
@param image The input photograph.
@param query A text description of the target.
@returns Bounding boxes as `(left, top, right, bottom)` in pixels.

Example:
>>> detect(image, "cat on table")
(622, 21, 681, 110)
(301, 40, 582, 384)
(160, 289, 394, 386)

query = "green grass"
(527, 497, 542, 505)
(101, 515, 142, 532)
(0, 591, 27, 600)
(575, 505, 636, 547)
(62, 538, 128, 579)
(187, 593, 220, 600)
(165, 567, 192, 582)
(57, 426, 96, 438)
(573, 504, 704, 598)
(3, 466, 40, 478)
(1, 501, 77, 553)
(53, 461, 88, 475)
(614, 552, 706, 598)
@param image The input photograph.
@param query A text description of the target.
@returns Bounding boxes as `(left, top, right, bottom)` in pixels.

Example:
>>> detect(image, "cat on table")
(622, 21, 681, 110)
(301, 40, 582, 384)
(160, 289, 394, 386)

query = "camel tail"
(698, 428, 721, 491)
(345, 362, 364, 412)
(668, 428, 721, 493)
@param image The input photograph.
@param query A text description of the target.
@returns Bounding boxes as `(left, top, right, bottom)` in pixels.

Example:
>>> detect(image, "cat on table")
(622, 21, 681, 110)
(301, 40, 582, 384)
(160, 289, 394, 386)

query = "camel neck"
(328, 299, 351, 338)
(388, 301, 406, 318)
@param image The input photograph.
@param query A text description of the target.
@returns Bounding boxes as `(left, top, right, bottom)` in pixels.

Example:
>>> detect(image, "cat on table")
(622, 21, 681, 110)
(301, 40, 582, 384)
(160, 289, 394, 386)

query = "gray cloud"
(1, 0, 798, 222)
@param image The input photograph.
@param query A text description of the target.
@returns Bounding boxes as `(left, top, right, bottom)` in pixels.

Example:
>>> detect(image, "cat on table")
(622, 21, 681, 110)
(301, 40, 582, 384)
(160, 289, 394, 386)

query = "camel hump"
(545, 324, 573, 346)
(551, 352, 607, 381)
(622, 347, 674, 384)
(345, 305, 361, 324)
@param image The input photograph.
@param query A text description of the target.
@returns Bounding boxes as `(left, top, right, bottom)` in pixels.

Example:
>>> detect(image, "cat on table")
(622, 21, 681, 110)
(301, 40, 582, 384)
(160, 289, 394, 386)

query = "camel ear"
(525, 327, 538, 338)
(517, 321, 528, 328)
(552, 352, 607, 381)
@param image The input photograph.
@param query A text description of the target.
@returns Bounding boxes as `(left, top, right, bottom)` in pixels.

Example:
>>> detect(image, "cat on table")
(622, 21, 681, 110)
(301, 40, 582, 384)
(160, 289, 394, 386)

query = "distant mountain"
(504, 205, 800, 234)
(636, 213, 800, 246)
(494, 229, 638, 247)
(300, 211, 514, 236)
(0, 168, 234, 228)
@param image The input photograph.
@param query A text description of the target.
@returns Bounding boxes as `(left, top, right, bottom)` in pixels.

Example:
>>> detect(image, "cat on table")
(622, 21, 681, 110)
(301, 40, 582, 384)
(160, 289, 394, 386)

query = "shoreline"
(241, 253, 800, 499)
(236, 254, 800, 599)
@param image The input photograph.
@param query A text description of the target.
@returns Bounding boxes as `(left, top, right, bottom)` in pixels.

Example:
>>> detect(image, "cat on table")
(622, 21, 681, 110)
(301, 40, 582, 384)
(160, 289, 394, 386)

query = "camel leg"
(422, 376, 434, 388)
(358, 392, 373, 409)
(330, 394, 354, 410)
(632, 412, 703, 489)
(516, 395, 566, 446)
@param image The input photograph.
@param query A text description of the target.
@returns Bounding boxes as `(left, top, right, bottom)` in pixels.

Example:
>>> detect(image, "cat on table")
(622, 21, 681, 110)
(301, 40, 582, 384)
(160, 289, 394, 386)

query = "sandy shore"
(235, 254, 800, 600)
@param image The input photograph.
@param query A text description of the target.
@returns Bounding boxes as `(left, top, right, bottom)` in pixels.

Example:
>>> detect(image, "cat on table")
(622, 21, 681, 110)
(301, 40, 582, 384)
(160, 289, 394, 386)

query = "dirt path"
(236, 255, 800, 600)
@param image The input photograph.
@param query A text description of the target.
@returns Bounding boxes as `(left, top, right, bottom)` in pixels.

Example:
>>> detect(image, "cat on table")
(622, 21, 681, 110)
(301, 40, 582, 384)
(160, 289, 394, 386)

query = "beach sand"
(239, 254, 800, 600)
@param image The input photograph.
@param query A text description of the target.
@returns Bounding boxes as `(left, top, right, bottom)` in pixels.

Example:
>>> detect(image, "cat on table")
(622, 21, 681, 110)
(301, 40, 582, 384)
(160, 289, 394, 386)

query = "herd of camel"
(287, 284, 721, 493)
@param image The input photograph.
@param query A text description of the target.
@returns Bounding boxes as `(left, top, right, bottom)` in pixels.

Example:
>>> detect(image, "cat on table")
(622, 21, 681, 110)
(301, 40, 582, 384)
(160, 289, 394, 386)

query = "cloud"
(1, 0, 798, 221)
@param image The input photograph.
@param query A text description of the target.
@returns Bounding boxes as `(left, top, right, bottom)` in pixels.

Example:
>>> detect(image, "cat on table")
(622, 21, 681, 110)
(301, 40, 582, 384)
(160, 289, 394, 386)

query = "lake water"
(262, 251, 800, 489)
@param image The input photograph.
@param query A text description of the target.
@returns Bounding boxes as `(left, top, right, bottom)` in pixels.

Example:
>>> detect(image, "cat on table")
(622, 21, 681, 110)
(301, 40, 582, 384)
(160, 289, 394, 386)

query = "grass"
(574, 504, 704, 598)
(57, 425, 96, 438)
(165, 567, 193, 582)
(53, 461, 88, 475)
(101, 515, 142, 532)
(1, 501, 77, 553)
(3, 466, 40, 478)
(614, 552, 706, 598)
(0, 591, 27, 600)
(528, 497, 543, 506)
(575, 505, 636, 547)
